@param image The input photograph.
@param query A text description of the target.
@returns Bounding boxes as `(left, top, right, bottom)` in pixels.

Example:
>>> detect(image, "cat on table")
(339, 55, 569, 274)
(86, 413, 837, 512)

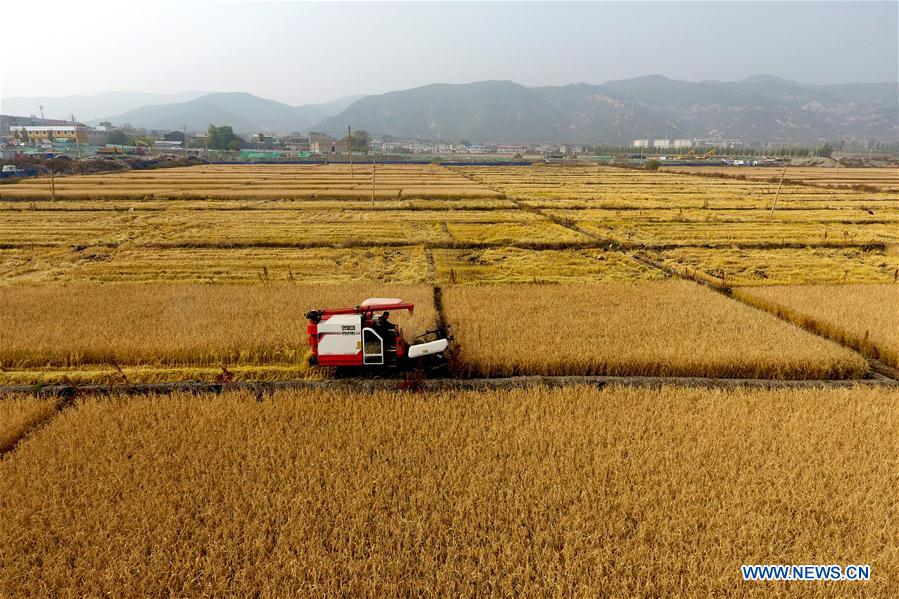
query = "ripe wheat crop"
(443, 281, 867, 378)
(0, 385, 895, 597)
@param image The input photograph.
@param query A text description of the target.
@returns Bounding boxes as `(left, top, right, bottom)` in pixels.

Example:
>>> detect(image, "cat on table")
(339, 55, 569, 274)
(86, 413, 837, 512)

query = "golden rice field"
(455, 164, 898, 206)
(2, 163, 895, 287)
(30, 247, 431, 285)
(1, 385, 895, 597)
(662, 165, 899, 192)
(0, 163, 892, 385)
(0, 163, 503, 200)
(734, 284, 899, 368)
(0, 284, 435, 372)
(0, 396, 57, 453)
(432, 247, 664, 283)
(582, 220, 897, 247)
(653, 247, 899, 286)
(443, 281, 866, 379)
(2, 163, 896, 595)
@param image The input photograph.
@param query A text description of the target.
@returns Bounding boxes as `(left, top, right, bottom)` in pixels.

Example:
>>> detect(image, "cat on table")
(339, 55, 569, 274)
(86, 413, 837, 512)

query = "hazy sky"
(2, 1, 896, 105)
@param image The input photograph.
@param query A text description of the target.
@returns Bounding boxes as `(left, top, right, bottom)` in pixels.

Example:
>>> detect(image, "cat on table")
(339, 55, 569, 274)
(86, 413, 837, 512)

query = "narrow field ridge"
(2, 374, 895, 399)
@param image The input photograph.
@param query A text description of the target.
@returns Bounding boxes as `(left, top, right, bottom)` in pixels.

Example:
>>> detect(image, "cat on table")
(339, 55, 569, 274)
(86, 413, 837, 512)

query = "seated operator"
(376, 311, 396, 335)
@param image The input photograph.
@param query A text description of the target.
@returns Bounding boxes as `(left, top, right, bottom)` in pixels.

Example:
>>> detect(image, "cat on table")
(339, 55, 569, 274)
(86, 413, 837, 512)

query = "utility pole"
(348, 125, 353, 178)
(49, 160, 56, 202)
(71, 114, 83, 160)
(769, 163, 788, 219)
(371, 154, 376, 206)
(183, 125, 188, 158)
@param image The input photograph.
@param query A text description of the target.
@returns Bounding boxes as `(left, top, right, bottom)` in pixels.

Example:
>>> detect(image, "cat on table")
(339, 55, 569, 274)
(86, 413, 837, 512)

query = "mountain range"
(0, 91, 207, 123)
(95, 93, 362, 134)
(3, 76, 896, 143)
(314, 76, 897, 143)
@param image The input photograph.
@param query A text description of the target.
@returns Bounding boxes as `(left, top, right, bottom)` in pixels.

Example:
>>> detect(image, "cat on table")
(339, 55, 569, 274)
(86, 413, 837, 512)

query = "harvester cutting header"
(305, 298, 450, 373)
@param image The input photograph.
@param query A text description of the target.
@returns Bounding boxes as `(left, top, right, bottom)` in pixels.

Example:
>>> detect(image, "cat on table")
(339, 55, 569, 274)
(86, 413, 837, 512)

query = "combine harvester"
(305, 298, 451, 375)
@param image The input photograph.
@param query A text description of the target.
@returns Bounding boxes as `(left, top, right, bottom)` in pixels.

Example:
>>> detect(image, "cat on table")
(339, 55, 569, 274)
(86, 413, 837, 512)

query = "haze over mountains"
(0, 91, 207, 123)
(95, 93, 362, 134)
(3, 75, 896, 143)
(315, 76, 896, 144)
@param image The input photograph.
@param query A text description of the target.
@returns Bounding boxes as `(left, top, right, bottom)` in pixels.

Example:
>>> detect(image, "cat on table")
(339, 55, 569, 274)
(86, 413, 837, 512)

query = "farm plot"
(0, 247, 84, 283)
(0, 164, 503, 201)
(432, 247, 665, 283)
(663, 166, 899, 192)
(0, 283, 435, 371)
(1, 386, 895, 597)
(48, 246, 431, 284)
(734, 284, 899, 368)
(131, 210, 454, 247)
(442, 281, 866, 378)
(445, 221, 589, 246)
(0, 396, 58, 453)
(580, 220, 898, 247)
(456, 165, 897, 207)
(652, 247, 899, 285)
(0, 210, 150, 247)
(547, 207, 899, 224)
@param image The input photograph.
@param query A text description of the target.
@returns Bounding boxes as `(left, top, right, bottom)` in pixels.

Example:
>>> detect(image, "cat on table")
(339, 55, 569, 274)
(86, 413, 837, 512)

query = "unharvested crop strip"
(0, 393, 75, 457)
(630, 251, 899, 381)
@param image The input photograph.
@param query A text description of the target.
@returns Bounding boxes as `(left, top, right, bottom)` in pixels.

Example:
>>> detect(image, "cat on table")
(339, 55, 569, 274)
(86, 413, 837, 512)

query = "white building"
(673, 139, 693, 148)
(632, 139, 650, 148)
(10, 124, 107, 145)
(496, 144, 527, 155)
(652, 139, 670, 149)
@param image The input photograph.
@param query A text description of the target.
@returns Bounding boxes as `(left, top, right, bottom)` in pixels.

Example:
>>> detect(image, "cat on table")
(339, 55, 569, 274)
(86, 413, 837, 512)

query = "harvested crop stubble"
(581, 220, 898, 247)
(54, 246, 430, 284)
(131, 211, 451, 246)
(734, 284, 899, 368)
(456, 164, 896, 208)
(0, 163, 501, 201)
(0, 283, 435, 369)
(0, 386, 896, 597)
(0, 210, 147, 246)
(548, 207, 899, 224)
(432, 247, 664, 283)
(443, 281, 866, 378)
(446, 221, 589, 245)
(0, 396, 58, 453)
(662, 166, 899, 192)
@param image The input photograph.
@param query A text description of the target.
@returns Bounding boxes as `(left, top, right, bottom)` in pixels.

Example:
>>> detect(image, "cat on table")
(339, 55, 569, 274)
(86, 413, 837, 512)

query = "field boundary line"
(0, 391, 77, 458)
(4, 240, 887, 252)
(1, 374, 895, 398)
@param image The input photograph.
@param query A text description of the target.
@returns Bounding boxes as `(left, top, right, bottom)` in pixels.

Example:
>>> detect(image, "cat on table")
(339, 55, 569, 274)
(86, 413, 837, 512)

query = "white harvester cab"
(305, 297, 450, 373)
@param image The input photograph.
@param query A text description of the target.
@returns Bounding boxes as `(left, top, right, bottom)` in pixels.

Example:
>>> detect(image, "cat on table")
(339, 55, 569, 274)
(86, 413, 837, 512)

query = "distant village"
(1, 113, 862, 165)
(0, 114, 595, 160)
